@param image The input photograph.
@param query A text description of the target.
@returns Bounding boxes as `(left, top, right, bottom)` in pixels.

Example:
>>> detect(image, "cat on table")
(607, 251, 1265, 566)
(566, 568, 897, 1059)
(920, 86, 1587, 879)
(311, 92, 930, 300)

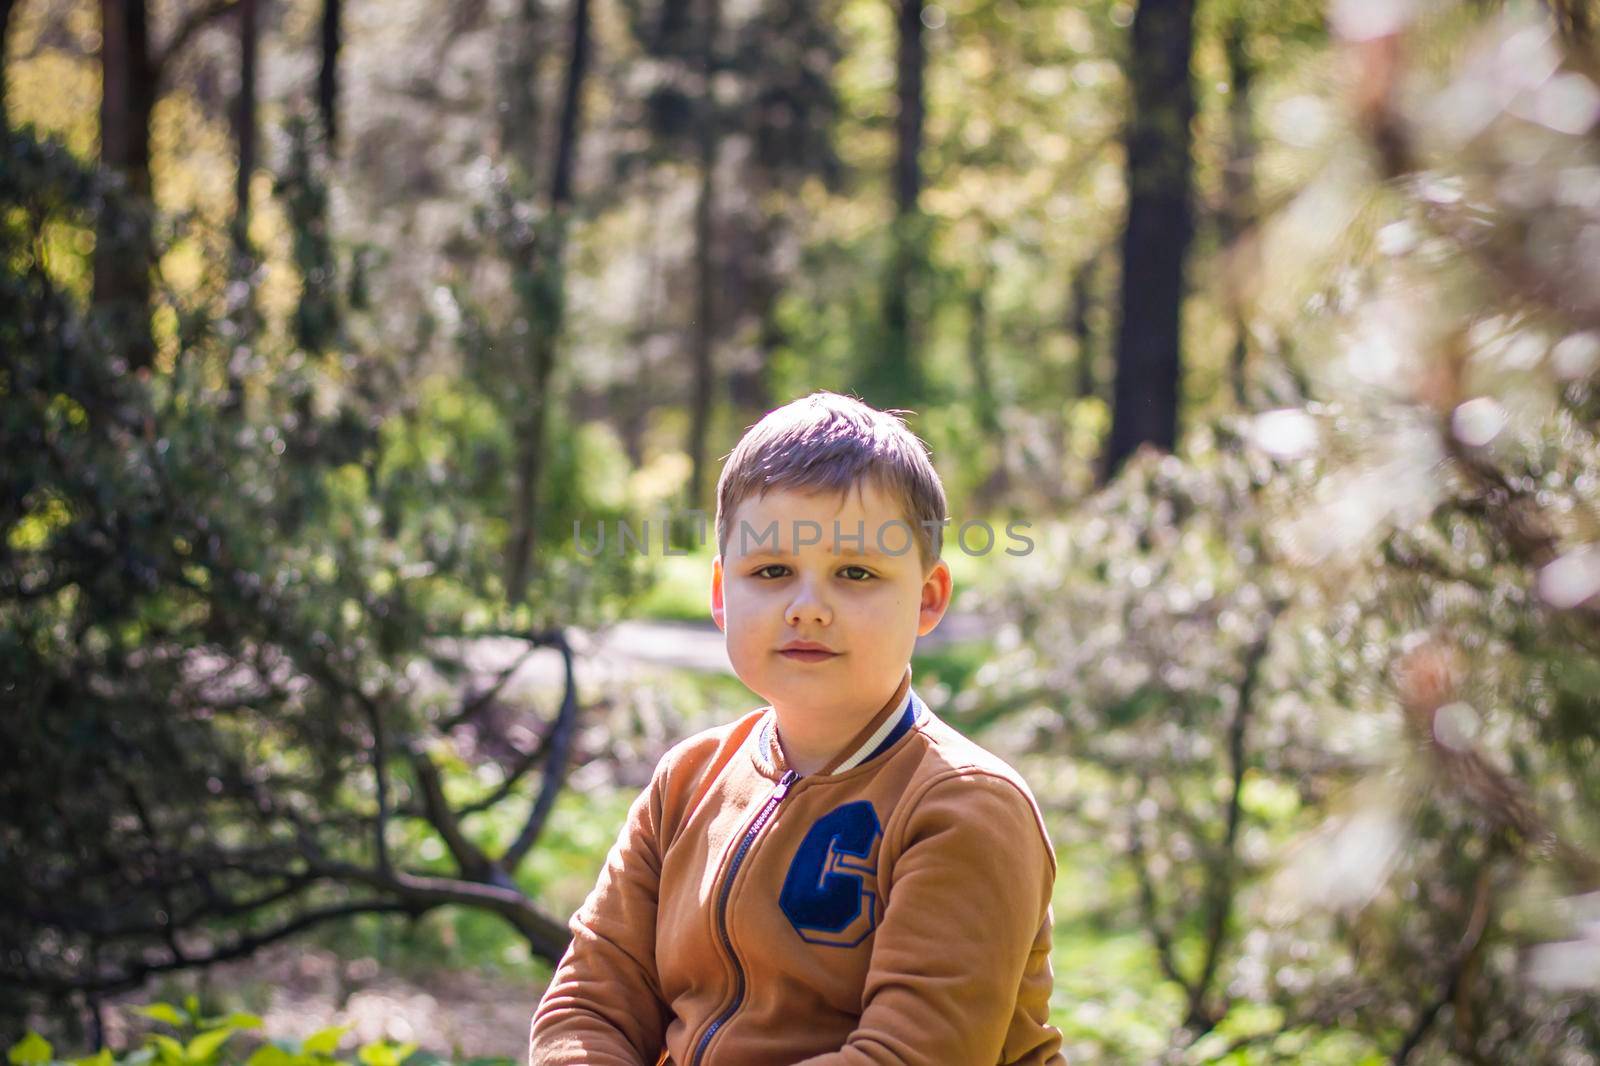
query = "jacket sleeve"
(529, 766, 672, 1066)
(791, 771, 1057, 1066)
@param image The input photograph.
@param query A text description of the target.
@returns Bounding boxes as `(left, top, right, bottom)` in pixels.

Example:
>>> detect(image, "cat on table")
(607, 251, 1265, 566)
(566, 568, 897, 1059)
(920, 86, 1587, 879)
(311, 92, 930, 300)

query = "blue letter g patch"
(779, 801, 883, 947)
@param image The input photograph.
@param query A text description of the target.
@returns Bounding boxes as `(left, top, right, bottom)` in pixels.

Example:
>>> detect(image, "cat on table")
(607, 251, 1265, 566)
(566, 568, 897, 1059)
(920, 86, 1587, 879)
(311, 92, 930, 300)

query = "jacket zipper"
(690, 768, 799, 1066)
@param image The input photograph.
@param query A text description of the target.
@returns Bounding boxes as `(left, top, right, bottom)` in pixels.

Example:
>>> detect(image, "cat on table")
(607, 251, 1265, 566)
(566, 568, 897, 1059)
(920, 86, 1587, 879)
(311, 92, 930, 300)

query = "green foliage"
(4, 1008, 484, 1066)
(962, 6, 1600, 1058)
(8, 0, 1600, 1060)
(0, 114, 640, 1012)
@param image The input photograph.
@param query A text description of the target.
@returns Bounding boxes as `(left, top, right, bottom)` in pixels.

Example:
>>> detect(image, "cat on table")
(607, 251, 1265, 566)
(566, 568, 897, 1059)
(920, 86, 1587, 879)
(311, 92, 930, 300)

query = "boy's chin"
(750, 667, 846, 702)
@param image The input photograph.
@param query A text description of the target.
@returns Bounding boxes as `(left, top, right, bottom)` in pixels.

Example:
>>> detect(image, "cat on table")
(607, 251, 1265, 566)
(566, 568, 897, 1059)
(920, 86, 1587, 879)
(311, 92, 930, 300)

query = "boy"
(530, 391, 1065, 1065)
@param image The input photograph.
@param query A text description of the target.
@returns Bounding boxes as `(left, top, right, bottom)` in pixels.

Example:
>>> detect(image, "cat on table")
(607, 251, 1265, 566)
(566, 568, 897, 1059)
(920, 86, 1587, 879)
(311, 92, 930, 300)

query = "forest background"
(5, 0, 1600, 1062)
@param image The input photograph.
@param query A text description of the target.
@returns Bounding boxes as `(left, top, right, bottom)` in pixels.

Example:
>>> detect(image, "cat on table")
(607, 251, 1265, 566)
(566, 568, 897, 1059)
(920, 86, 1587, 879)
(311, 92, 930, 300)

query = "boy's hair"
(714, 391, 949, 569)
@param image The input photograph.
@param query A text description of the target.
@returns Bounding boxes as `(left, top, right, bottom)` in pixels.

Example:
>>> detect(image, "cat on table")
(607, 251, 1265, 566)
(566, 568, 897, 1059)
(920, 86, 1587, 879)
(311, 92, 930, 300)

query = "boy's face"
(710, 481, 952, 728)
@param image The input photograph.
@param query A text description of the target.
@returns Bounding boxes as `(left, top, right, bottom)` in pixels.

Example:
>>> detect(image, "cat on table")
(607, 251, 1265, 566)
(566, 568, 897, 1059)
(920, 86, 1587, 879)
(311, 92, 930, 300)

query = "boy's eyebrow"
(741, 544, 888, 559)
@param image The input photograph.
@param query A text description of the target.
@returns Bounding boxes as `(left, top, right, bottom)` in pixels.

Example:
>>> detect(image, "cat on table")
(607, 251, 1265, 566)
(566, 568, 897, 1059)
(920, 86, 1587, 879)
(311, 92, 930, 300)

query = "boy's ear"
(916, 559, 953, 638)
(710, 554, 727, 632)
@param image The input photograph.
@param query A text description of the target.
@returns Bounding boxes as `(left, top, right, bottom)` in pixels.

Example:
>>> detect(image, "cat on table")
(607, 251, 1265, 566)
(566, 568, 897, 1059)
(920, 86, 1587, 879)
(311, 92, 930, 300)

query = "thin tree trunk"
(736, 211, 782, 416)
(655, 0, 689, 50)
(223, 0, 258, 411)
(966, 265, 1009, 509)
(233, 0, 256, 254)
(94, 0, 238, 370)
(893, 0, 924, 217)
(499, 0, 541, 171)
(96, 0, 157, 370)
(1221, 14, 1255, 409)
(1103, 0, 1196, 481)
(966, 266, 999, 436)
(547, 0, 588, 209)
(504, 0, 591, 606)
(1068, 252, 1098, 400)
(318, 0, 341, 152)
(874, 0, 925, 404)
(618, 174, 667, 469)
(686, 0, 721, 513)
(2, 0, 17, 129)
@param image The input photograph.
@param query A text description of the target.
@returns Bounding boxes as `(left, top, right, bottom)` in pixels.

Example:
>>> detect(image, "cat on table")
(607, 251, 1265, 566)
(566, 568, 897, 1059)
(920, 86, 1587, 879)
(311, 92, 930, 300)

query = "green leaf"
(357, 1043, 416, 1066)
(244, 1047, 293, 1066)
(183, 998, 201, 1021)
(299, 1027, 349, 1058)
(196, 1012, 260, 1032)
(72, 1050, 113, 1066)
(8, 1034, 53, 1066)
(185, 1029, 233, 1063)
(133, 1005, 188, 1029)
(150, 1036, 185, 1066)
(355, 1046, 389, 1066)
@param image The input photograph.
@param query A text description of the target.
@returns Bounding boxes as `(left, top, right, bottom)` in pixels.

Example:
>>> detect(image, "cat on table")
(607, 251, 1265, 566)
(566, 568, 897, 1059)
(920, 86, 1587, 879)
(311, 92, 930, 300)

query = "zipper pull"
(773, 769, 799, 801)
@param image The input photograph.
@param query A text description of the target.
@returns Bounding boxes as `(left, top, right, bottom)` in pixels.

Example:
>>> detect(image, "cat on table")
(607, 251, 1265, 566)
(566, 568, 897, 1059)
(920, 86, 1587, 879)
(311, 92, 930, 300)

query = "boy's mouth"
(778, 640, 840, 663)
(778, 649, 840, 663)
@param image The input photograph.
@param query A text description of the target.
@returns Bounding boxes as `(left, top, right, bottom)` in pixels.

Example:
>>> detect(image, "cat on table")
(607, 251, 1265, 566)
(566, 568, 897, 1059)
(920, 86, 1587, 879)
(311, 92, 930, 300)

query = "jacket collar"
(751, 666, 923, 779)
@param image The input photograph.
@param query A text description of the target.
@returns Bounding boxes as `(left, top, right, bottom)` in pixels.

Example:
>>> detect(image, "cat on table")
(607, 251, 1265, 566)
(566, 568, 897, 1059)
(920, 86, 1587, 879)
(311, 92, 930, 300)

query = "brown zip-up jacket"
(529, 667, 1066, 1066)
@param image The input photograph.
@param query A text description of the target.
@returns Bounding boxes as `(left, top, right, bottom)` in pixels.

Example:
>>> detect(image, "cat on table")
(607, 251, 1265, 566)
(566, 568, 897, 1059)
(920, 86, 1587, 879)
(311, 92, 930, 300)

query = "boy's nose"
(785, 587, 832, 626)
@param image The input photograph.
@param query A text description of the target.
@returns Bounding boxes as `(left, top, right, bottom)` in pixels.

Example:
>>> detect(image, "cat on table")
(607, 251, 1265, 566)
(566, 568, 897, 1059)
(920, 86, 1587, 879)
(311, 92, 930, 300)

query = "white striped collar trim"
(829, 686, 919, 774)
(749, 686, 927, 778)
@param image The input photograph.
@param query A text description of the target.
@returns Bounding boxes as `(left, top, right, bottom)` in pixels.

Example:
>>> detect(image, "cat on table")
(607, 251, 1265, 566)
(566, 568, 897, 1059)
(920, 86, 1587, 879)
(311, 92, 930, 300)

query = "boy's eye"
(749, 564, 875, 581)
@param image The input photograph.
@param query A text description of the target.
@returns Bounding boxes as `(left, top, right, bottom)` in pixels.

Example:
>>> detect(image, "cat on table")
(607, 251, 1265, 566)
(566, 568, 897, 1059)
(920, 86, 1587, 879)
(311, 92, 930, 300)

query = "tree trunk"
(96, 0, 158, 370)
(504, 0, 591, 606)
(966, 266, 1010, 509)
(318, 0, 341, 153)
(733, 210, 781, 417)
(686, 0, 721, 513)
(1103, 0, 1196, 481)
(655, 0, 690, 50)
(1068, 252, 1098, 401)
(498, 0, 541, 172)
(547, 0, 588, 209)
(233, 0, 257, 254)
(2, 0, 17, 129)
(223, 0, 259, 411)
(872, 0, 925, 405)
(1221, 15, 1255, 409)
(893, 0, 924, 218)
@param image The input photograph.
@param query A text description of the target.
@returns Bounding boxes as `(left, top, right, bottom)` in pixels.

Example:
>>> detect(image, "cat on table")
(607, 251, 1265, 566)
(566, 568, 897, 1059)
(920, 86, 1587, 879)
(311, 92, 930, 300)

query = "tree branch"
(435, 638, 544, 732)
(1189, 602, 1283, 1031)
(311, 856, 570, 961)
(501, 630, 581, 871)
(408, 744, 494, 879)
(1128, 779, 1193, 998)
(1, 900, 421, 997)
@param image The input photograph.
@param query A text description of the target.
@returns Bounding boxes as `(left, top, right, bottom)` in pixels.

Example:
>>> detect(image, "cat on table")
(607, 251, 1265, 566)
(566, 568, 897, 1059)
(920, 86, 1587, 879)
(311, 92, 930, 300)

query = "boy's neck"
(772, 667, 912, 776)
